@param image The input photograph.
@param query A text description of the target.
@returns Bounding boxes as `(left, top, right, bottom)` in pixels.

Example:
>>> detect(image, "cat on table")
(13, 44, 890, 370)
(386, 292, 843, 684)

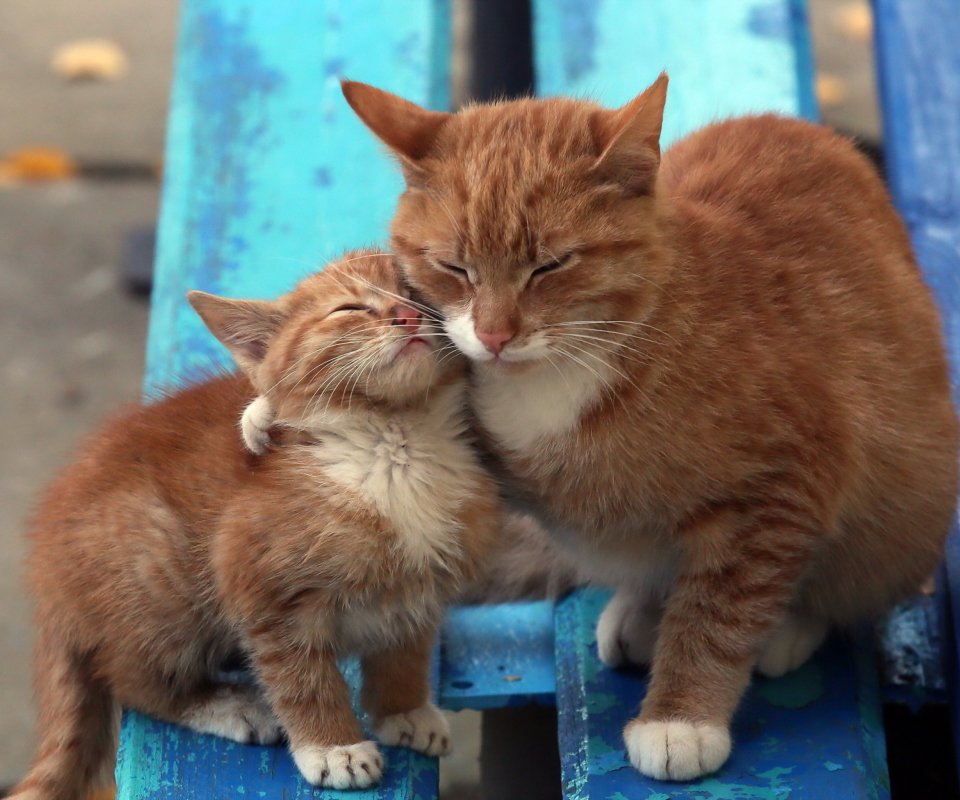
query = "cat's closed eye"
(437, 261, 471, 282)
(530, 252, 573, 280)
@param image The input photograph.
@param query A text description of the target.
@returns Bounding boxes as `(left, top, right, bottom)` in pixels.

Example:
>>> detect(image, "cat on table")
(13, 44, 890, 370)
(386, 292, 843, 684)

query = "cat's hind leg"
(177, 683, 283, 744)
(755, 613, 829, 678)
(596, 588, 662, 668)
(363, 630, 452, 757)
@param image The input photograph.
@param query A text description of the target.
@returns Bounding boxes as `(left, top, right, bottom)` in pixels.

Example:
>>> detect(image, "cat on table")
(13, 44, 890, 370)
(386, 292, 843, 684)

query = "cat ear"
(341, 80, 451, 186)
(187, 291, 286, 375)
(592, 72, 668, 196)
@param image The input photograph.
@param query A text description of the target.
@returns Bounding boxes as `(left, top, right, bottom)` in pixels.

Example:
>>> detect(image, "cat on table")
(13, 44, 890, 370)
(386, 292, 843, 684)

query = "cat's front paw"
(756, 615, 828, 678)
(241, 396, 276, 456)
(624, 719, 731, 781)
(182, 684, 282, 745)
(292, 741, 383, 789)
(596, 590, 660, 668)
(374, 703, 452, 756)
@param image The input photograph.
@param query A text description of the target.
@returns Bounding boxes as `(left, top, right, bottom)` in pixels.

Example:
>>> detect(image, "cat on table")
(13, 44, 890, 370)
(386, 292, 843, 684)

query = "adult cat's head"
(343, 76, 670, 369)
(189, 250, 459, 416)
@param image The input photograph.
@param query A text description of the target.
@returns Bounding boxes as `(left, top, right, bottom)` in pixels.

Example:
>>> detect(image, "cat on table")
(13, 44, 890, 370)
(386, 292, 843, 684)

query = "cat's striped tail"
(8, 638, 119, 800)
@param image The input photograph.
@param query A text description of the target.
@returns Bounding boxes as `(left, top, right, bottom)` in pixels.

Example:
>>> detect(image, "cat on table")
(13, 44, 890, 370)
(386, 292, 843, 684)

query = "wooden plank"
(116, 710, 438, 800)
(532, 0, 817, 145)
(119, 0, 451, 796)
(144, 0, 451, 391)
(555, 589, 890, 800)
(439, 602, 556, 710)
(872, 0, 960, 756)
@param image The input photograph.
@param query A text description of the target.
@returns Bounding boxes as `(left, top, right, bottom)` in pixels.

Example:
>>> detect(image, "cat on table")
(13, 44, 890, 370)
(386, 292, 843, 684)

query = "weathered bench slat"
(440, 601, 556, 710)
(533, 1, 892, 796)
(556, 589, 890, 800)
(118, 0, 451, 796)
(144, 0, 451, 391)
(873, 0, 960, 754)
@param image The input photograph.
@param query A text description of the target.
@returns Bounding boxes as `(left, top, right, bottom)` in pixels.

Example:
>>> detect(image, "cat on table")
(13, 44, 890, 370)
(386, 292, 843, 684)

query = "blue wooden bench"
(115, 0, 959, 797)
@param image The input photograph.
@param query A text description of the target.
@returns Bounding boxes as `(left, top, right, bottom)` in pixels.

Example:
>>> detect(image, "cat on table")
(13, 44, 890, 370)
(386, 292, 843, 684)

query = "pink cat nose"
(390, 304, 422, 333)
(476, 330, 513, 355)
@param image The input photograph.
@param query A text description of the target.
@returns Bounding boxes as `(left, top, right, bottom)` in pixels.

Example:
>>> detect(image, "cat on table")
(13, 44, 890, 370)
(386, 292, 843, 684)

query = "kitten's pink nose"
(476, 330, 513, 355)
(390, 304, 422, 333)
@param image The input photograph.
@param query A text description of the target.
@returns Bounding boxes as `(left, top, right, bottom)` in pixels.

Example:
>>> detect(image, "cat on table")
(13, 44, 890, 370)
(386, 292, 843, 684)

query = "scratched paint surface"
(873, 0, 960, 763)
(439, 602, 557, 709)
(117, 710, 438, 800)
(555, 589, 891, 800)
(532, 0, 817, 146)
(145, 0, 451, 392)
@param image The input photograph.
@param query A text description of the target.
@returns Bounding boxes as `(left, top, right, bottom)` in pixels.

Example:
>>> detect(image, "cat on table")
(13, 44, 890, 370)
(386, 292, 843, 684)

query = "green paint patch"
(824, 761, 844, 771)
(587, 690, 620, 714)
(755, 662, 824, 709)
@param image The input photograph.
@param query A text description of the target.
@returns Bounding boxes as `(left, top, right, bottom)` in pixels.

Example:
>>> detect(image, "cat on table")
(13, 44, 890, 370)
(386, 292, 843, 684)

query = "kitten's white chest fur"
(304, 384, 480, 569)
(472, 357, 613, 453)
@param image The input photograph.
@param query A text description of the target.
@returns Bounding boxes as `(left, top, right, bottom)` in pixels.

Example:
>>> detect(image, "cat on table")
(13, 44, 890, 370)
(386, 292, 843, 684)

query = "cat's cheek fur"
(373, 703, 452, 756)
(443, 306, 493, 362)
(625, 719, 731, 781)
(291, 741, 383, 789)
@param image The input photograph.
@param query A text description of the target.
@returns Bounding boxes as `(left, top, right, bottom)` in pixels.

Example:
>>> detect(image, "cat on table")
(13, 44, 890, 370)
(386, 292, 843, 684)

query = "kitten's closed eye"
(331, 304, 375, 315)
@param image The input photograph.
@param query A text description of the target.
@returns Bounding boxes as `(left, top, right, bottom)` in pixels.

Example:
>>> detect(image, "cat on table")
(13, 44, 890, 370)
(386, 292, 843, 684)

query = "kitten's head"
(342, 75, 670, 369)
(189, 250, 458, 417)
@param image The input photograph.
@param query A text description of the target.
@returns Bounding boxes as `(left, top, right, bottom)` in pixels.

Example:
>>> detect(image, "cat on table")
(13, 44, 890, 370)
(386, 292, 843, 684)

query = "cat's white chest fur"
(305, 385, 479, 569)
(472, 357, 612, 453)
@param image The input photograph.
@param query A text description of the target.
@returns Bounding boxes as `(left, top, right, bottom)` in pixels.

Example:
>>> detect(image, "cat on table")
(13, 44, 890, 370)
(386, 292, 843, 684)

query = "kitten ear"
(341, 80, 451, 186)
(592, 72, 668, 196)
(187, 291, 286, 375)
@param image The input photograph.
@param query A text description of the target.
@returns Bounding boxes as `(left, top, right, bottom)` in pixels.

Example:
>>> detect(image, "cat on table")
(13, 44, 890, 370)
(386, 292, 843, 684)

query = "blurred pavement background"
(0, 0, 879, 791)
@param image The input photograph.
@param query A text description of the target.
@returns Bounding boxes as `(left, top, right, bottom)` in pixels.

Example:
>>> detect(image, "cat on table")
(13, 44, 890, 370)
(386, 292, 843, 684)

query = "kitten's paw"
(292, 741, 383, 789)
(182, 684, 282, 745)
(374, 703, 452, 756)
(756, 615, 828, 678)
(596, 590, 660, 668)
(624, 719, 731, 781)
(241, 396, 276, 456)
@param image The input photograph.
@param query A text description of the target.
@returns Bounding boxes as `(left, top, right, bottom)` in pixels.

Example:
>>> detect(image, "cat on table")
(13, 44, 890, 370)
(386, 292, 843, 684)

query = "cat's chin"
(474, 355, 544, 375)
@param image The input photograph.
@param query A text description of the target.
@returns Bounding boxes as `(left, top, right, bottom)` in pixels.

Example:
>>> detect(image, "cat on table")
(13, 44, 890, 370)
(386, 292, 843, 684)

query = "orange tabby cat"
(335, 76, 959, 780)
(11, 251, 498, 799)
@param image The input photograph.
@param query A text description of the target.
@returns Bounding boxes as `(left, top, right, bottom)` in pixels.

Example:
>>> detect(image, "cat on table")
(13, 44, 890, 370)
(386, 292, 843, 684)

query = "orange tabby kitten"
(333, 76, 959, 780)
(11, 251, 498, 799)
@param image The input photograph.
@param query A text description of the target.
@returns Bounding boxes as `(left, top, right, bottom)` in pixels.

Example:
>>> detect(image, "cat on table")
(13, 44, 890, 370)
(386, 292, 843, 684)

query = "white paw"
(596, 590, 660, 668)
(756, 615, 828, 678)
(374, 703, 452, 756)
(625, 720, 731, 781)
(182, 684, 282, 745)
(241, 396, 276, 455)
(292, 741, 383, 789)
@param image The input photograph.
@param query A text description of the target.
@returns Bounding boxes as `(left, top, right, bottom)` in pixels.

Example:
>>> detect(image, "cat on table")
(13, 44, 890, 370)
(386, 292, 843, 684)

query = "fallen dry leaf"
(51, 38, 129, 81)
(816, 74, 849, 108)
(0, 146, 79, 184)
(834, 1, 873, 43)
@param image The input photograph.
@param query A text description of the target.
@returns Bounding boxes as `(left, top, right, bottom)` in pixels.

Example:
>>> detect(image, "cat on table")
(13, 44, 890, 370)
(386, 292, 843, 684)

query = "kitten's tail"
(8, 637, 119, 800)
(461, 510, 586, 603)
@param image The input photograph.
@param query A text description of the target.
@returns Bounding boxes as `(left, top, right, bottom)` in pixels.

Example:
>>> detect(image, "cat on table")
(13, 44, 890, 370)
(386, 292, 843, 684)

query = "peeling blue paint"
(748, 2, 791, 38)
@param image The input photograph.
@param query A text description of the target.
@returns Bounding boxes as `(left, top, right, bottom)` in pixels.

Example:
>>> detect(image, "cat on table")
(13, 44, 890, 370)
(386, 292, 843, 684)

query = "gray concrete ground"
(0, 0, 876, 791)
